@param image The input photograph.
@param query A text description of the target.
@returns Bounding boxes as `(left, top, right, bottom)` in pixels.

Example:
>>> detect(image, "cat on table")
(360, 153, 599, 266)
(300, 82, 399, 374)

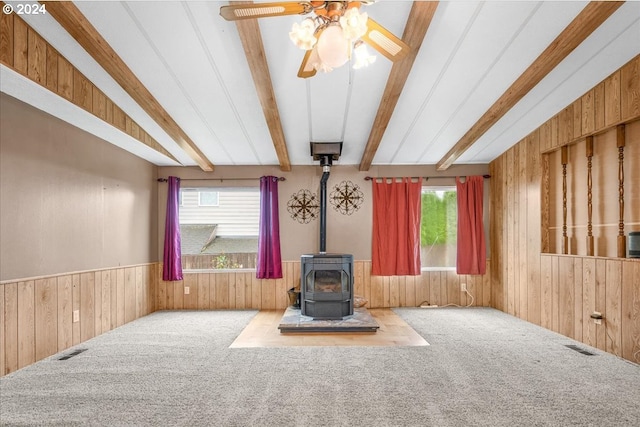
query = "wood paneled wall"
(539, 56, 640, 153)
(157, 260, 492, 310)
(539, 255, 640, 362)
(546, 123, 640, 256)
(540, 55, 640, 257)
(490, 55, 640, 364)
(489, 132, 543, 322)
(0, 8, 174, 160)
(0, 264, 156, 377)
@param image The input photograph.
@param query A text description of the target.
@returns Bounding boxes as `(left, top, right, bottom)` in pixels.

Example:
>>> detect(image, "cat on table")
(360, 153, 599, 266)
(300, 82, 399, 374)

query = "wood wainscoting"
(156, 260, 492, 311)
(0, 264, 157, 377)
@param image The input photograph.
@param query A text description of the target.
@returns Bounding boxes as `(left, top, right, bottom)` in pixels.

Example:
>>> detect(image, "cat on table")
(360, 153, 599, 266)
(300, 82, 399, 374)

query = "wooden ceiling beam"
(232, 1, 291, 172)
(42, 1, 215, 171)
(358, 1, 439, 171)
(436, 1, 624, 171)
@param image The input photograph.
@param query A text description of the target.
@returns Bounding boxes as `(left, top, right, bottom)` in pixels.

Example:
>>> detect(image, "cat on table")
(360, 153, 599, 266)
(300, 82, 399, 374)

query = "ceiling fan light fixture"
(220, 1, 409, 79)
(289, 18, 318, 50)
(308, 47, 332, 73)
(352, 40, 376, 69)
(339, 8, 368, 40)
(316, 24, 350, 69)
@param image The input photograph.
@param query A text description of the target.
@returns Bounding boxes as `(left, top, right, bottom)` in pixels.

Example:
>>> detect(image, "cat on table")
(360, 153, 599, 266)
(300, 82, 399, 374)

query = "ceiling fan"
(220, 1, 410, 78)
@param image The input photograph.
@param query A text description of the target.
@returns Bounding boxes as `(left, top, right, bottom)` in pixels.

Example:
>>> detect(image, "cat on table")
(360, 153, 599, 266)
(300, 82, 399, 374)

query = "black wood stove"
(300, 143, 354, 319)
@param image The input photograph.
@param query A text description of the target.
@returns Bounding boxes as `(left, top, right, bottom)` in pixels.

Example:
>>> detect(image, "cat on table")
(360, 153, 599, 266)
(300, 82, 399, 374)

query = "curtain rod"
(364, 174, 491, 181)
(157, 177, 286, 182)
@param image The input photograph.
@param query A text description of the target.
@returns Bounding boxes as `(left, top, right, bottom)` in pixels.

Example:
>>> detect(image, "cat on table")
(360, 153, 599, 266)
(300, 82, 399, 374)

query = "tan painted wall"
(0, 94, 158, 281)
(158, 163, 490, 262)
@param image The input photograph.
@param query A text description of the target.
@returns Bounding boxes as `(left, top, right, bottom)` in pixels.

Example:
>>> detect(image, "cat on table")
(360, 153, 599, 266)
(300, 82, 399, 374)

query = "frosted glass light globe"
(316, 25, 350, 69)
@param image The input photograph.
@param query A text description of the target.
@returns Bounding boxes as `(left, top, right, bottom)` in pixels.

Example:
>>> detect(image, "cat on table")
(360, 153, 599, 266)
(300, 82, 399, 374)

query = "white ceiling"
(3, 1, 639, 170)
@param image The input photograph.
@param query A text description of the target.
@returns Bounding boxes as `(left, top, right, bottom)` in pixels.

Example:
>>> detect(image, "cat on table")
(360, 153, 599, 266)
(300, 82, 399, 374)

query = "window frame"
(178, 186, 260, 272)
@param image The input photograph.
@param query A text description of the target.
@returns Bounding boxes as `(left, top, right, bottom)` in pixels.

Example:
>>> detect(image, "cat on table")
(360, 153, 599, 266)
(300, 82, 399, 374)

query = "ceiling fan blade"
(297, 49, 317, 79)
(220, 2, 312, 21)
(361, 18, 410, 62)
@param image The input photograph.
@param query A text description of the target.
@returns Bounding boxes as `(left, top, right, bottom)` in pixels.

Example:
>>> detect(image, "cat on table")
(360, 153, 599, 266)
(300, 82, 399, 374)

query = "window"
(198, 191, 219, 206)
(179, 187, 259, 270)
(421, 187, 457, 269)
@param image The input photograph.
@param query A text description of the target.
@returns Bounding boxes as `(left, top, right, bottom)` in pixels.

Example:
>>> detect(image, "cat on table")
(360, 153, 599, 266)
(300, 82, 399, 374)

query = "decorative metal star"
(287, 189, 319, 223)
(330, 180, 364, 215)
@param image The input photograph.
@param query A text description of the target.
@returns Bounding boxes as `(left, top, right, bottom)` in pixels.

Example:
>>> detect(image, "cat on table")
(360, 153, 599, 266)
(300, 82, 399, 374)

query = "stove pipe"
(319, 156, 331, 254)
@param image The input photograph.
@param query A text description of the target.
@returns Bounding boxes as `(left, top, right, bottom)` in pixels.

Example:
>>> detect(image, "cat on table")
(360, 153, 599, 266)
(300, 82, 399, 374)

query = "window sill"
(420, 267, 457, 272)
(182, 268, 256, 274)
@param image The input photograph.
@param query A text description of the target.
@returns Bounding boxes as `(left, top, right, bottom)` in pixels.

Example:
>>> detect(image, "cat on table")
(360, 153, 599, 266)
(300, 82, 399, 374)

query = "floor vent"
(565, 344, 596, 356)
(58, 348, 87, 361)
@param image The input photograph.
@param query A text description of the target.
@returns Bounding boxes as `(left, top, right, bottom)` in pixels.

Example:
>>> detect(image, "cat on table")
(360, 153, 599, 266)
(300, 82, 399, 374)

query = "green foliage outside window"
(421, 190, 457, 245)
(212, 253, 242, 269)
(421, 190, 457, 268)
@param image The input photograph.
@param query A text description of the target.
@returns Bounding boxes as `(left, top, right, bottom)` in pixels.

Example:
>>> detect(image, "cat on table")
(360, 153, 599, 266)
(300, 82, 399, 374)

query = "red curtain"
(456, 176, 486, 275)
(257, 176, 283, 279)
(372, 178, 422, 276)
(162, 176, 183, 281)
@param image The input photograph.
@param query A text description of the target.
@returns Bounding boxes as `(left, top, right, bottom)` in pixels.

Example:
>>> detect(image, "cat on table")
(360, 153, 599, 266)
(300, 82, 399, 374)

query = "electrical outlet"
(460, 283, 467, 292)
(184, 286, 190, 295)
(73, 310, 80, 323)
(591, 311, 603, 325)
